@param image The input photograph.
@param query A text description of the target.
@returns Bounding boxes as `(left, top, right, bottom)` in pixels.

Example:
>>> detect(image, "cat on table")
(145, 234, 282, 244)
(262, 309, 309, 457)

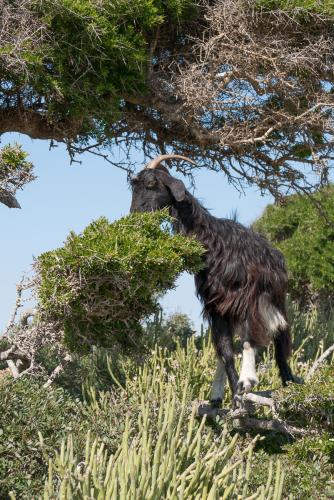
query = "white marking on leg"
(211, 357, 226, 402)
(238, 341, 258, 393)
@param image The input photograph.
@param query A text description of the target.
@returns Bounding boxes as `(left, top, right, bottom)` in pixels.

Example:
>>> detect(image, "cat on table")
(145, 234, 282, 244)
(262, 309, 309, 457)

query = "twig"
(195, 391, 275, 419)
(306, 344, 334, 382)
(6, 360, 20, 379)
(43, 354, 72, 388)
(19, 308, 36, 327)
(3, 279, 24, 337)
(0, 345, 29, 361)
(234, 391, 275, 409)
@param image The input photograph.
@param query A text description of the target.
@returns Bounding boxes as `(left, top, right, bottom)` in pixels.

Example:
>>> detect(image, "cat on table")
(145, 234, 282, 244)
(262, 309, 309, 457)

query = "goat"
(130, 154, 299, 406)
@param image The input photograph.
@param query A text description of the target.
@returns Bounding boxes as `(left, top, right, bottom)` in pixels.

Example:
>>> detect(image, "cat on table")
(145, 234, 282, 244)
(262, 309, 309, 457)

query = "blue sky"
(0, 133, 272, 332)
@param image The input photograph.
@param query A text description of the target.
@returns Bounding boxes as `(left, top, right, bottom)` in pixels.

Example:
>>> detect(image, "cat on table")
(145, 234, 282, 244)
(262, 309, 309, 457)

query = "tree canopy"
(254, 186, 334, 308)
(1, 0, 333, 198)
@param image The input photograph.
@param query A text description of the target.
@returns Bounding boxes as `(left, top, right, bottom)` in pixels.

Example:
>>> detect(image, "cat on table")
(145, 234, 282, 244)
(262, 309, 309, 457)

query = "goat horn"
(145, 154, 195, 170)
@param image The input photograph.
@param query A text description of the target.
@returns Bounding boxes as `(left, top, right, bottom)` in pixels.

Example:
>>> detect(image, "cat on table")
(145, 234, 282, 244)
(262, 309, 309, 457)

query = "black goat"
(130, 154, 298, 406)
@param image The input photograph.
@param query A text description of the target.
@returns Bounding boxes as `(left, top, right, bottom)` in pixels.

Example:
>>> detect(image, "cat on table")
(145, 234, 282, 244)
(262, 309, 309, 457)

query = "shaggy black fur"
(130, 166, 297, 397)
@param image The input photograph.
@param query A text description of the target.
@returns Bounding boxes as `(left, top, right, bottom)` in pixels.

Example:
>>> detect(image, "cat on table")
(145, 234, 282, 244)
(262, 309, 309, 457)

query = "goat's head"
(130, 155, 195, 213)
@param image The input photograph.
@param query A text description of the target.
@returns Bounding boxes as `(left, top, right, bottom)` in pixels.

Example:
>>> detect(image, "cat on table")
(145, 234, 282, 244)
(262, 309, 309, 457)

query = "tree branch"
(0, 109, 68, 141)
(306, 344, 334, 382)
(0, 189, 21, 208)
(43, 354, 72, 388)
(194, 391, 315, 436)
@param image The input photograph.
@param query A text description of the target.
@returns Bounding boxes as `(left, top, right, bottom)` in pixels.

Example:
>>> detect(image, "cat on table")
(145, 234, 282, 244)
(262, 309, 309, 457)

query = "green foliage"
(2, 0, 333, 199)
(43, 400, 283, 499)
(288, 300, 334, 357)
(253, 186, 334, 306)
(36, 210, 204, 353)
(0, 143, 35, 192)
(0, 378, 85, 498)
(280, 435, 334, 497)
(275, 365, 334, 431)
(1, 305, 334, 498)
(0, 373, 135, 497)
(257, 0, 334, 16)
(251, 436, 334, 499)
(2, 0, 196, 131)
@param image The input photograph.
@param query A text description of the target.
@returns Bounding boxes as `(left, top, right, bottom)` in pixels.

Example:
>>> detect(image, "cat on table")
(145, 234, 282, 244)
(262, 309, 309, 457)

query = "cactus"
(42, 389, 284, 499)
(41, 339, 285, 499)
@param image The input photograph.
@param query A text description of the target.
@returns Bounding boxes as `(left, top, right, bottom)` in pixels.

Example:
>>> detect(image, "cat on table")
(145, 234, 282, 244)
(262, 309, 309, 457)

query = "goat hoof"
(232, 394, 241, 410)
(237, 377, 258, 394)
(210, 398, 222, 408)
(293, 375, 304, 385)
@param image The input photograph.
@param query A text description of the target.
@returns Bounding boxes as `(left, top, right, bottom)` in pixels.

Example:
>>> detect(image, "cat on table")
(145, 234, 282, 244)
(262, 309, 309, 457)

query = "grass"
(1, 304, 334, 499)
(257, 0, 334, 16)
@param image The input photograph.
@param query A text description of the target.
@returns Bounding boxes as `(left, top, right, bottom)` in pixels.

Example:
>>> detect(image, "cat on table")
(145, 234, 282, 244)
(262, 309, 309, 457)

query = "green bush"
(43, 399, 284, 499)
(2, 311, 334, 498)
(36, 210, 204, 353)
(0, 374, 136, 498)
(275, 364, 334, 431)
(0, 378, 85, 498)
(253, 186, 334, 307)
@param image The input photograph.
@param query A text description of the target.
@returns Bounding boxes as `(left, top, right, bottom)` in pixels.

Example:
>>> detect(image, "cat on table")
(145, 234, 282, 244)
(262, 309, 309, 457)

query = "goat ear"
(162, 175, 186, 202)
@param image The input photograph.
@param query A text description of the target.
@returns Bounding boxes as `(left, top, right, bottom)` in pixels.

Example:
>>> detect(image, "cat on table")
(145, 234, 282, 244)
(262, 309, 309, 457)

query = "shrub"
(257, 0, 334, 16)
(275, 364, 334, 431)
(253, 186, 334, 307)
(35, 210, 204, 353)
(0, 375, 135, 498)
(0, 377, 85, 498)
(2, 317, 334, 498)
(43, 341, 285, 499)
(43, 406, 284, 499)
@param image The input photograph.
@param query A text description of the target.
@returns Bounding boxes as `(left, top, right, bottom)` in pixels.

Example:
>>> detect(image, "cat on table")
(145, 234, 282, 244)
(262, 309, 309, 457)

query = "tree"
(253, 186, 334, 308)
(143, 310, 197, 350)
(1, 0, 333, 198)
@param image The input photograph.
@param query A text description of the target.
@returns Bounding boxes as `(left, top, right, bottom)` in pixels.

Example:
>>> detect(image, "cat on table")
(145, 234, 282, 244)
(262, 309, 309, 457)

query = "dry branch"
(0, 278, 68, 383)
(194, 391, 315, 436)
(6, 360, 20, 379)
(43, 354, 72, 388)
(306, 344, 334, 382)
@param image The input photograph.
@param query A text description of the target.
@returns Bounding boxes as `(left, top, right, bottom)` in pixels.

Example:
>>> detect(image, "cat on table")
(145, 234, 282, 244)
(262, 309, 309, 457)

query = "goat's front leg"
(211, 314, 238, 406)
(237, 340, 259, 394)
(236, 320, 259, 394)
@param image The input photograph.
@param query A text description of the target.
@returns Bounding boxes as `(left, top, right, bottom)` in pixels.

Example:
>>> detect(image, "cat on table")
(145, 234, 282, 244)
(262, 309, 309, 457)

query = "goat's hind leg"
(274, 328, 303, 385)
